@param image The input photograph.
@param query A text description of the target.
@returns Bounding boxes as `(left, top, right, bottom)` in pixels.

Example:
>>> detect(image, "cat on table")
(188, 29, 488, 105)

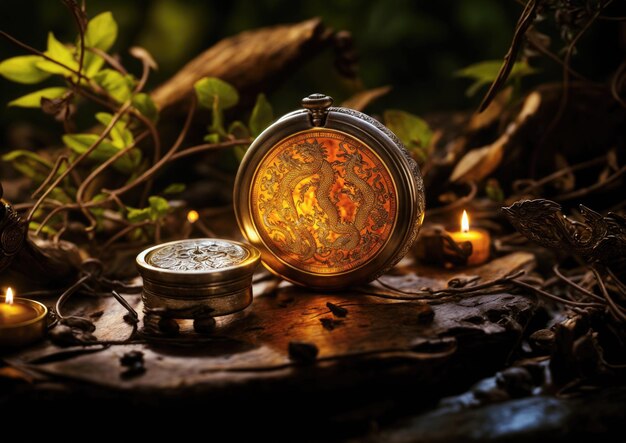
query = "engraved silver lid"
(136, 238, 261, 317)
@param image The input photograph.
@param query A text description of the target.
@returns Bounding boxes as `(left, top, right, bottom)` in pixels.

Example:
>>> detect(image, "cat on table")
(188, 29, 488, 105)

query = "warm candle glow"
(5, 287, 13, 305)
(187, 210, 199, 224)
(449, 210, 490, 266)
(461, 210, 470, 234)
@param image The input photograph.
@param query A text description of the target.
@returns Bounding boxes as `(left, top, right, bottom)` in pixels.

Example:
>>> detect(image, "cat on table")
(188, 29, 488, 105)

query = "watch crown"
(301, 94, 333, 126)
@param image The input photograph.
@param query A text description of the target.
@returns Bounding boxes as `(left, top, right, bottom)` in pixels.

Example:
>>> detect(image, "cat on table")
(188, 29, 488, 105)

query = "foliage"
(0, 4, 273, 247)
(384, 110, 433, 163)
(456, 59, 537, 97)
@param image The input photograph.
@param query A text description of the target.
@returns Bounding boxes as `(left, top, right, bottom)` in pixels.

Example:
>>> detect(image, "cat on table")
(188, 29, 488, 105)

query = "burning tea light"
(449, 210, 490, 266)
(0, 287, 48, 347)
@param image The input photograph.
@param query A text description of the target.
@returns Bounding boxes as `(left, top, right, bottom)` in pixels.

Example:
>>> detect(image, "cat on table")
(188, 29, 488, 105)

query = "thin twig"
(478, 0, 538, 112)
(555, 165, 626, 201)
(0, 31, 89, 82)
(510, 278, 605, 308)
(553, 265, 605, 302)
(100, 220, 152, 250)
(27, 102, 132, 223)
(31, 155, 71, 198)
(86, 46, 128, 75)
(512, 155, 607, 196)
(170, 139, 253, 161)
(76, 131, 148, 232)
(532, 1, 612, 175)
(103, 95, 198, 198)
(592, 267, 626, 321)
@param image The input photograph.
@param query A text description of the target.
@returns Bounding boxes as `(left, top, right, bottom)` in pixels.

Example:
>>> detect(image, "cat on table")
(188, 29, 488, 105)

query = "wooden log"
(150, 18, 335, 110)
(2, 253, 537, 435)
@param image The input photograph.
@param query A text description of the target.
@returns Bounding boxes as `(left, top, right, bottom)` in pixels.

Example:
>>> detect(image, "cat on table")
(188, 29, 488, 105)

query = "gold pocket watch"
(234, 94, 424, 290)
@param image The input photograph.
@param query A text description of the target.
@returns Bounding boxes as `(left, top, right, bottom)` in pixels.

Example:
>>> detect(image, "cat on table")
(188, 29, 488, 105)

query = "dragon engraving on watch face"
(251, 129, 397, 274)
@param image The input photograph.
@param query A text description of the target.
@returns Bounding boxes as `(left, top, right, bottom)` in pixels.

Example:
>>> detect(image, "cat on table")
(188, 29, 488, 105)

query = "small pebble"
(326, 302, 348, 318)
(288, 341, 319, 364)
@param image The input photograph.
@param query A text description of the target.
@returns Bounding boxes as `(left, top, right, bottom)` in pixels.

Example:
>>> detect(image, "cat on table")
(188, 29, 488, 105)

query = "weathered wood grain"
(150, 18, 334, 110)
(2, 252, 537, 436)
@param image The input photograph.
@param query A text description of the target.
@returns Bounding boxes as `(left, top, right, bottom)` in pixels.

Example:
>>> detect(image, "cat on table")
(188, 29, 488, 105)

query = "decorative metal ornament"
(234, 94, 425, 289)
(136, 239, 261, 326)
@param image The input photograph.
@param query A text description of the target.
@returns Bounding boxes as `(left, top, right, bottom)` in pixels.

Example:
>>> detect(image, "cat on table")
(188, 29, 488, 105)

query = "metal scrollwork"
(502, 199, 626, 275)
(147, 239, 250, 271)
(0, 183, 27, 272)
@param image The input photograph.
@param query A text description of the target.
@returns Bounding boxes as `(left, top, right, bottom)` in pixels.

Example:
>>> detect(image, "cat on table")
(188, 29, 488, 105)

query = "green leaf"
(36, 32, 78, 76)
(85, 12, 118, 52)
(384, 110, 432, 159)
(228, 121, 249, 138)
(83, 53, 105, 78)
(228, 121, 250, 162)
(8, 87, 68, 108)
(126, 196, 170, 224)
(2, 149, 52, 181)
(132, 93, 159, 122)
(163, 183, 185, 194)
(93, 69, 132, 103)
(29, 221, 57, 236)
(62, 133, 141, 173)
(0, 56, 50, 84)
(249, 93, 273, 137)
(148, 196, 170, 220)
(194, 77, 239, 110)
(203, 133, 220, 143)
(95, 112, 134, 148)
(455, 60, 537, 97)
(485, 179, 505, 202)
(126, 207, 151, 223)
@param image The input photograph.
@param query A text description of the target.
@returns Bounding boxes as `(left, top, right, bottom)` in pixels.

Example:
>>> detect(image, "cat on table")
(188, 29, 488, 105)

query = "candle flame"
(461, 210, 470, 233)
(5, 287, 14, 305)
(187, 210, 199, 224)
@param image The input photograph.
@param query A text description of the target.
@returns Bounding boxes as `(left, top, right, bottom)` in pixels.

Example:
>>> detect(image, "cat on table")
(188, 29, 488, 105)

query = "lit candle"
(0, 288, 38, 325)
(0, 287, 48, 347)
(449, 210, 490, 266)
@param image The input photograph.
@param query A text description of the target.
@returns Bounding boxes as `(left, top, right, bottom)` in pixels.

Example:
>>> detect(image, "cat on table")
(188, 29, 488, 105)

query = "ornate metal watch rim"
(233, 96, 425, 290)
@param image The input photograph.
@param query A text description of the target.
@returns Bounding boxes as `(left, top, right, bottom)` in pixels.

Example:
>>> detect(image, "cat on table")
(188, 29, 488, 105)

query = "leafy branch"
(0, 3, 273, 250)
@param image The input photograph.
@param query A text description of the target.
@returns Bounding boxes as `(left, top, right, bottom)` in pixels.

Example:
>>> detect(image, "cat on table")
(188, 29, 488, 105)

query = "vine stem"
(0, 31, 90, 82)
(76, 130, 148, 232)
(27, 101, 132, 223)
(103, 95, 198, 198)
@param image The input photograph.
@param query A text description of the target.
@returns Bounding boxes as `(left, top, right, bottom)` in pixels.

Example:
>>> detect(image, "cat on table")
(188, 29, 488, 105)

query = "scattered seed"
(288, 341, 319, 364)
(326, 302, 348, 317)
(320, 318, 335, 330)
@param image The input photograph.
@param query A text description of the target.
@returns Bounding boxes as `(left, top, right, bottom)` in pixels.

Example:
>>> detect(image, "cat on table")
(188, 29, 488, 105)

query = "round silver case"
(136, 238, 261, 318)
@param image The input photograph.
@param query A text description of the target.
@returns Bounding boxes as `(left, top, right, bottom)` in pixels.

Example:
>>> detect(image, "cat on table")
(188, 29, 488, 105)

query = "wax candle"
(0, 287, 48, 347)
(0, 288, 38, 325)
(449, 210, 490, 266)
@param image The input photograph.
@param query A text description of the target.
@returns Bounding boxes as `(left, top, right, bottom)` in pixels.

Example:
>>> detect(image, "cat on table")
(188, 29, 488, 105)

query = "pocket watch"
(234, 94, 425, 290)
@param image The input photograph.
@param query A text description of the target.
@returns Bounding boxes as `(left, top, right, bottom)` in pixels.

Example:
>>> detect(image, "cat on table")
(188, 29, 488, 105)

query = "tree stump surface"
(3, 252, 537, 431)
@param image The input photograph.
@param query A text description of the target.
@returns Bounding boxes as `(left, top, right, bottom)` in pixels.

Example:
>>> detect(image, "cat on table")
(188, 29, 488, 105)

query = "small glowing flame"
(5, 287, 14, 305)
(461, 210, 470, 233)
(187, 210, 199, 224)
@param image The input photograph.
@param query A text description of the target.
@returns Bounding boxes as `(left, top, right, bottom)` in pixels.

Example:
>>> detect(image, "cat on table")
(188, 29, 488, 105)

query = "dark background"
(0, 0, 624, 151)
